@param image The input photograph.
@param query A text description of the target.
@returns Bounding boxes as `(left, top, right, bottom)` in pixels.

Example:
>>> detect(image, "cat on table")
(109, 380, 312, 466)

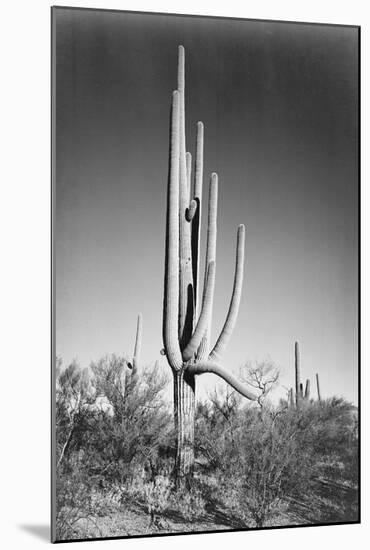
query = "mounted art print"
(51, 6, 360, 543)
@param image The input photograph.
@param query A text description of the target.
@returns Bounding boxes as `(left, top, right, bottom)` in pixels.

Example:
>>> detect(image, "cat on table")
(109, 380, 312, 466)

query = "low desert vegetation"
(55, 355, 358, 540)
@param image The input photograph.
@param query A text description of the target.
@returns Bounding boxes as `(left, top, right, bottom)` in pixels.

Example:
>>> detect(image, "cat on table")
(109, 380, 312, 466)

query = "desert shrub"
(120, 472, 206, 526)
(170, 483, 206, 521)
(89, 357, 172, 483)
(144, 476, 173, 525)
(56, 353, 358, 534)
(55, 466, 99, 540)
(121, 473, 173, 526)
(56, 356, 173, 486)
(195, 390, 358, 528)
(208, 409, 309, 527)
(55, 354, 175, 539)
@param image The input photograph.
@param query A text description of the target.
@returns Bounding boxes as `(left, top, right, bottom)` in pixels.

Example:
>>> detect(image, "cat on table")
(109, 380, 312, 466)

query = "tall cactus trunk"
(173, 370, 195, 485)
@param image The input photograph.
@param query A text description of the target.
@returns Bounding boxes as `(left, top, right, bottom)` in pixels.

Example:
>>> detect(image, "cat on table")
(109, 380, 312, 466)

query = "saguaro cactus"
(295, 341, 301, 407)
(288, 387, 294, 408)
(126, 313, 142, 387)
(304, 378, 311, 400)
(316, 372, 321, 401)
(162, 46, 256, 482)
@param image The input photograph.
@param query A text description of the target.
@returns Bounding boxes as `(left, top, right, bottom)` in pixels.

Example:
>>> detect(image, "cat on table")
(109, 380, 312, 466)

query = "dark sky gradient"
(54, 8, 358, 403)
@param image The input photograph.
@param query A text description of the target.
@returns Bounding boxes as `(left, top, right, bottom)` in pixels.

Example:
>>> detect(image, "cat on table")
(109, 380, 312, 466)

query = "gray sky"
(54, 8, 358, 404)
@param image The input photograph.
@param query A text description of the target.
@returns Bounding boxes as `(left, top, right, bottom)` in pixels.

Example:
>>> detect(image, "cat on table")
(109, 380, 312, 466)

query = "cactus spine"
(163, 46, 256, 482)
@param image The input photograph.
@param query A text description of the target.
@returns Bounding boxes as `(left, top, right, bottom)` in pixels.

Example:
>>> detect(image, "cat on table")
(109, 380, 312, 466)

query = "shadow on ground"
(19, 524, 49, 542)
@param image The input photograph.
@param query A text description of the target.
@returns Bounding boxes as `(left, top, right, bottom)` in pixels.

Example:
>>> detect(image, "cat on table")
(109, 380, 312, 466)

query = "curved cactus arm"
(197, 173, 218, 360)
(182, 261, 216, 362)
(132, 313, 142, 373)
(188, 360, 257, 401)
(203, 174, 218, 285)
(191, 121, 204, 313)
(209, 223, 245, 362)
(186, 199, 197, 222)
(163, 90, 182, 371)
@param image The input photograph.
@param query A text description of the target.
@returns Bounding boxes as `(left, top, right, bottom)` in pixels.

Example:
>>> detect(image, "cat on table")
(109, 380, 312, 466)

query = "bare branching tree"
(241, 360, 280, 408)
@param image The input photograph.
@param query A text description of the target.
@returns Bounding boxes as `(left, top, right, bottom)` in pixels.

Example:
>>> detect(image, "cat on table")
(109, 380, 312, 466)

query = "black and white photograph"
(51, 6, 359, 543)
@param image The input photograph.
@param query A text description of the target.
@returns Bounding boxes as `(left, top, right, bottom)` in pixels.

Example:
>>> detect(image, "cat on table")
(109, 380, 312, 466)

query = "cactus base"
(173, 369, 195, 485)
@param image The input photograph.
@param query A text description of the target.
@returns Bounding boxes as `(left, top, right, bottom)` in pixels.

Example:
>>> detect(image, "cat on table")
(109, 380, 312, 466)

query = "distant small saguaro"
(316, 372, 322, 401)
(295, 341, 301, 406)
(293, 341, 323, 407)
